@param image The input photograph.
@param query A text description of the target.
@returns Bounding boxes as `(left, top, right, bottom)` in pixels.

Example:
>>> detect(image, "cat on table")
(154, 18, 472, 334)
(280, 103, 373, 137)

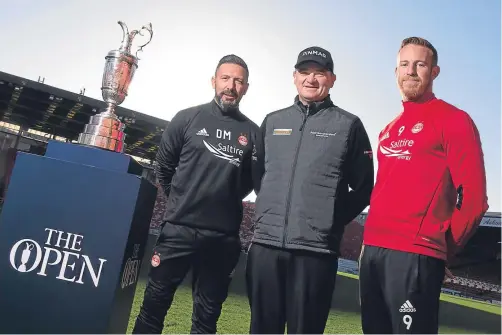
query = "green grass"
(127, 281, 485, 334)
(439, 293, 501, 315)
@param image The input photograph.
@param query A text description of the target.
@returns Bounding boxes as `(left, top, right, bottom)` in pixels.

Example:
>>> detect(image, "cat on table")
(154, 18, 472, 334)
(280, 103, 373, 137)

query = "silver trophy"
(77, 21, 153, 153)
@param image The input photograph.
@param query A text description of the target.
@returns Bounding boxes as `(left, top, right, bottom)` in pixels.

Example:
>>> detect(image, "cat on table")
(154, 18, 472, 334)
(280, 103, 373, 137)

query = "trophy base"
(77, 133, 125, 153)
(77, 106, 126, 153)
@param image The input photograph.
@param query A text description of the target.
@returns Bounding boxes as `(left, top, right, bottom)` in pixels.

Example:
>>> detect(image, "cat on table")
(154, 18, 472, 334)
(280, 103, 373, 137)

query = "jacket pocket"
(302, 217, 332, 247)
(414, 217, 447, 252)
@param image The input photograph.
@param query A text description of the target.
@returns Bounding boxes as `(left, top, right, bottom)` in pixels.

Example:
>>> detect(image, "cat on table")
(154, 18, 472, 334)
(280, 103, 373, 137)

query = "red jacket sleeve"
(443, 110, 489, 257)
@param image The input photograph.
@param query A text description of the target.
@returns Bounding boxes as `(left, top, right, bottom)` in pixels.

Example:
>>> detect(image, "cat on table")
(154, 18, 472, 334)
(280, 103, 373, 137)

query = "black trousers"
(246, 243, 338, 334)
(132, 222, 241, 334)
(359, 245, 446, 334)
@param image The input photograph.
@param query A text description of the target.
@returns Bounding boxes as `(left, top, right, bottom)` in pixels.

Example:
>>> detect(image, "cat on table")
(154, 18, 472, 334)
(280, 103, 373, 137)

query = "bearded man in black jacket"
(133, 54, 263, 334)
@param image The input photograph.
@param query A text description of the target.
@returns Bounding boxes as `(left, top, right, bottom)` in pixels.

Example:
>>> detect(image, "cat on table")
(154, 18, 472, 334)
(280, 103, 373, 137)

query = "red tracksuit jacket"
(363, 94, 489, 261)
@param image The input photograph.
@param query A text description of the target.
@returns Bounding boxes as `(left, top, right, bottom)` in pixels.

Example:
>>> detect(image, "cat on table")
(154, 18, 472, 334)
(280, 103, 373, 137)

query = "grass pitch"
(127, 281, 486, 334)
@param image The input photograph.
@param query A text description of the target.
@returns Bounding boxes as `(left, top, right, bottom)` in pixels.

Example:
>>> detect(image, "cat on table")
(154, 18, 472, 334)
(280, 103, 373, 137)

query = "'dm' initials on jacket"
(252, 96, 375, 255)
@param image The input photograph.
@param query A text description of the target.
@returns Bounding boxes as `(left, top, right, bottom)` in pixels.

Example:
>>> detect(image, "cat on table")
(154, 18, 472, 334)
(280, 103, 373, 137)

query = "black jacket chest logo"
(195, 127, 248, 167)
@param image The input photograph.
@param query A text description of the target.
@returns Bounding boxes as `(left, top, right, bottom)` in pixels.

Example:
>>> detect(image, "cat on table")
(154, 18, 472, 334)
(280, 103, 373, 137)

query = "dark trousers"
(132, 222, 241, 334)
(246, 243, 338, 334)
(359, 245, 446, 334)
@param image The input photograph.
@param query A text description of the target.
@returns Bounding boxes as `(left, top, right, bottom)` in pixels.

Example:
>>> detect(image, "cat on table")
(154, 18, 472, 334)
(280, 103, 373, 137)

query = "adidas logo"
(399, 300, 416, 313)
(196, 128, 209, 136)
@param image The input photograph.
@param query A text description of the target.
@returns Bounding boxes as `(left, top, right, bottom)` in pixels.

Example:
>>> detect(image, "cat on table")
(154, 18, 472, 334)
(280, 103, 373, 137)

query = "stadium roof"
(0, 71, 169, 161)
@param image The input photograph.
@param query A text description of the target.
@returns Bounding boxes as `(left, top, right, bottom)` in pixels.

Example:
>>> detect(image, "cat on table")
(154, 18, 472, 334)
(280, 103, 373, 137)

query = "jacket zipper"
(282, 106, 309, 247)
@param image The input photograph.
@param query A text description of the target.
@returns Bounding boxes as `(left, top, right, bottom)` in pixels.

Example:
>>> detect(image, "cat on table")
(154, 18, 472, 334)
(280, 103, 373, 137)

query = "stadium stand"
(240, 201, 255, 252)
(148, 183, 167, 235)
(337, 258, 359, 275)
(339, 220, 364, 261)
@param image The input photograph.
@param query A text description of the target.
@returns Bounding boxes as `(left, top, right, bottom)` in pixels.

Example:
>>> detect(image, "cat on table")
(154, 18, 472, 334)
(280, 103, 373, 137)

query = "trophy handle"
(117, 21, 130, 51)
(135, 23, 154, 59)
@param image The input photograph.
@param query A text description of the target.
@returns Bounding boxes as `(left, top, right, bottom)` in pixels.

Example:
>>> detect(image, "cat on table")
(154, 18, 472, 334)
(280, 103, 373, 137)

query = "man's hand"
(444, 267, 455, 283)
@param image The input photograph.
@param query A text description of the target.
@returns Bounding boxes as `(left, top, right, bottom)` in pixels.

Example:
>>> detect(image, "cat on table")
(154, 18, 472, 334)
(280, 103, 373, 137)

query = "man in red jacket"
(359, 37, 489, 334)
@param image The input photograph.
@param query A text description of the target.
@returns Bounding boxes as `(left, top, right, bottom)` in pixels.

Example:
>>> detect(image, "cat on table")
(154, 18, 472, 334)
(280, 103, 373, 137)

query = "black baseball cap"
(294, 46, 334, 72)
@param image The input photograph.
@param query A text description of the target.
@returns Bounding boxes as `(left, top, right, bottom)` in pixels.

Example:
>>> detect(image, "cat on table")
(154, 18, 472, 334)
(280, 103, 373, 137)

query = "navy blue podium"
(0, 141, 158, 334)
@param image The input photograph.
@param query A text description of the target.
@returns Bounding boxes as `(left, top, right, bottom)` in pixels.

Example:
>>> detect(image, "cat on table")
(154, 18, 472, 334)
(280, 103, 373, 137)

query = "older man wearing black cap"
(246, 46, 375, 334)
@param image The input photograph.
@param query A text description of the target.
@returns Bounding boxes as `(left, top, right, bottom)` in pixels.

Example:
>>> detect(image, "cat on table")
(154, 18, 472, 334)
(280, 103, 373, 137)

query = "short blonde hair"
(400, 37, 438, 66)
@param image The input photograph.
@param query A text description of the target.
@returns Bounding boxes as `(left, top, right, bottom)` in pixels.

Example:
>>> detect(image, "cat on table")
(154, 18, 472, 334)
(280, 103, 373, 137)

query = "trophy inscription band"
(77, 21, 153, 153)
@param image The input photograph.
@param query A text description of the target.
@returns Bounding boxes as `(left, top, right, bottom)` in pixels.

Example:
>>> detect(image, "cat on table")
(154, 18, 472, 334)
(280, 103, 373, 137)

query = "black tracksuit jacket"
(252, 95, 374, 255)
(155, 99, 262, 236)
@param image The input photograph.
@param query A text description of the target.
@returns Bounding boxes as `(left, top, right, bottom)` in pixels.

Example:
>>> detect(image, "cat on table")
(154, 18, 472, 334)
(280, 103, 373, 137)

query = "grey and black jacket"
(252, 95, 374, 255)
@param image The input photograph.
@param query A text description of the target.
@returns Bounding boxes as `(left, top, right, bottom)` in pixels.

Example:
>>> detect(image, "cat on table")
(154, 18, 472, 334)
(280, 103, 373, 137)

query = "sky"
(1, 0, 500, 211)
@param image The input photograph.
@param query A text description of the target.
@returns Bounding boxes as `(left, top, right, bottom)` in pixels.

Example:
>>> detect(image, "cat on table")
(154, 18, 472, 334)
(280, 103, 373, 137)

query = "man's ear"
(242, 82, 249, 96)
(329, 73, 337, 88)
(211, 76, 216, 89)
(431, 65, 440, 80)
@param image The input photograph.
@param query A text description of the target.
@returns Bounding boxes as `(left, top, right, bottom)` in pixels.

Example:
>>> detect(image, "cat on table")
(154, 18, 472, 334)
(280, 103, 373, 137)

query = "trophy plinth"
(77, 21, 153, 153)
(77, 109, 126, 152)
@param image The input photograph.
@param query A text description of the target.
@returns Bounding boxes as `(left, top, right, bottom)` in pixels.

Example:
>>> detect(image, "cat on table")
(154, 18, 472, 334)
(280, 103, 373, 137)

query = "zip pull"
(300, 118, 307, 131)
(300, 106, 309, 131)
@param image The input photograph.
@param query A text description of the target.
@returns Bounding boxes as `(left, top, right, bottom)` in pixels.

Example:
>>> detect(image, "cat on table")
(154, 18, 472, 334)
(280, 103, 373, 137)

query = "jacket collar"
(294, 95, 334, 116)
(402, 93, 437, 112)
(210, 98, 245, 121)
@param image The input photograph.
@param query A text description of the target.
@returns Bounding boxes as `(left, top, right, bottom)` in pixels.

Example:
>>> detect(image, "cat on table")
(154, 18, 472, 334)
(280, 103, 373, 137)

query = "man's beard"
(400, 78, 424, 101)
(399, 73, 432, 101)
(215, 89, 240, 113)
